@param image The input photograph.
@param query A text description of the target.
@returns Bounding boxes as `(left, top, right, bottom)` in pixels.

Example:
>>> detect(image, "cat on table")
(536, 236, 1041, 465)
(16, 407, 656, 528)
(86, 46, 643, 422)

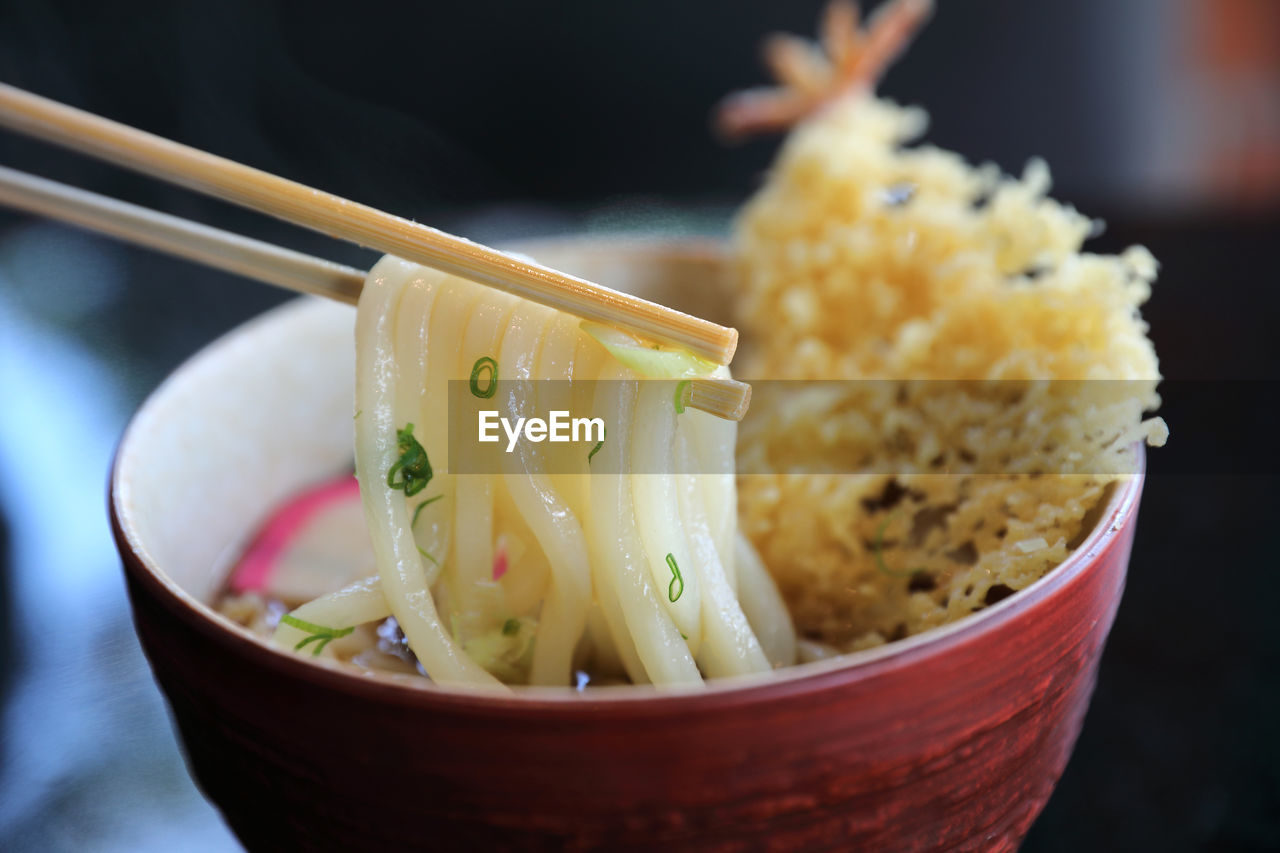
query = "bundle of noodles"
(269, 257, 794, 688)
(719, 0, 1168, 652)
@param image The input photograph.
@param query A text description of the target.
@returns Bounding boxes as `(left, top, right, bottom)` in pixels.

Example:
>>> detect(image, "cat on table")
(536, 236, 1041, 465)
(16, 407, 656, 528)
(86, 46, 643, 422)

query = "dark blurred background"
(0, 1, 1277, 850)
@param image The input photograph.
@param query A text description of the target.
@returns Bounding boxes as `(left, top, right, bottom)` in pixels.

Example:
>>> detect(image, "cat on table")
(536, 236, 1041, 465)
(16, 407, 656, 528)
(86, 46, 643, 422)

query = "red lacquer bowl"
(110, 238, 1144, 851)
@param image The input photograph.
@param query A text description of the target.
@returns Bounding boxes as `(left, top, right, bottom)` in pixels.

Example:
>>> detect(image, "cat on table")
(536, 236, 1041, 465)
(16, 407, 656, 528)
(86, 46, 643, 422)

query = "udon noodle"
(268, 257, 794, 688)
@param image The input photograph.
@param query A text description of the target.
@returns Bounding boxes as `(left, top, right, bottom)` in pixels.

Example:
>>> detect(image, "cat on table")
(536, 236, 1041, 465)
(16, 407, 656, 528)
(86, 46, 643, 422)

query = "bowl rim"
(109, 254, 1145, 716)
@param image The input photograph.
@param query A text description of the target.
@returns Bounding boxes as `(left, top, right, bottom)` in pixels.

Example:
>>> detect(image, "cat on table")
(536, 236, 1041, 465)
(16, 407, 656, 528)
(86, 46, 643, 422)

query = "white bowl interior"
(114, 297, 358, 603)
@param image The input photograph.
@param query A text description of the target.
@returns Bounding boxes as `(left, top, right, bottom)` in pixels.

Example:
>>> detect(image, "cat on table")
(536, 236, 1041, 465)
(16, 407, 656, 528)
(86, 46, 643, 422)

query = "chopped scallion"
(587, 426, 606, 464)
(280, 613, 354, 657)
(469, 356, 498, 399)
(411, 494, 443, 529)
(673, 379, 691, 414)
(666, 553, 684, 602)
(387, 423, 432, 496)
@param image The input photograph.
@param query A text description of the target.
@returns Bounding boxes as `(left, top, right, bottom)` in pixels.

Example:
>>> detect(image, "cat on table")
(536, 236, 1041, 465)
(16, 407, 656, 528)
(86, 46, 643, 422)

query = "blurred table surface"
(0, 203, 1276, 851)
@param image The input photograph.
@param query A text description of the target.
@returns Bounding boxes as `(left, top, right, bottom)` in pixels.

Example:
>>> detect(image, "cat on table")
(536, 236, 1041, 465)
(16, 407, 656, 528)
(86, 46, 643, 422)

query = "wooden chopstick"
(0, 83, 737, 366)
(0, 164, 365, 303)
(0, 164, 752, 421)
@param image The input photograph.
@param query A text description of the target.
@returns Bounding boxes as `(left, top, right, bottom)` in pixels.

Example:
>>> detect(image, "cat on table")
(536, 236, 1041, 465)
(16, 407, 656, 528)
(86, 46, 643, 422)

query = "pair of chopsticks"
(0, 83, 750, 421)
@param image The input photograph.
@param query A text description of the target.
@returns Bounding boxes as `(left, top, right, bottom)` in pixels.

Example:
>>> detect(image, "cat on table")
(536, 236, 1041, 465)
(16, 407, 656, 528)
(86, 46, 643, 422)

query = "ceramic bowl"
(110, 238, 1144, 851)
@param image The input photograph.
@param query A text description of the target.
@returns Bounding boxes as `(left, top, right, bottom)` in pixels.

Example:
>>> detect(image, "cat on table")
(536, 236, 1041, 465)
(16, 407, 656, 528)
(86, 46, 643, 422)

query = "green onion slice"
(411, 494, 443, 529)
(581, 322, 717, 379)
(469, 356, 498, 398)
(587, 426, 606, 464)
(666, 553, 684, 602)
(387, 423, 433, 496)
(280, 613, 354, 656)
(673, 379, 691, 414)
